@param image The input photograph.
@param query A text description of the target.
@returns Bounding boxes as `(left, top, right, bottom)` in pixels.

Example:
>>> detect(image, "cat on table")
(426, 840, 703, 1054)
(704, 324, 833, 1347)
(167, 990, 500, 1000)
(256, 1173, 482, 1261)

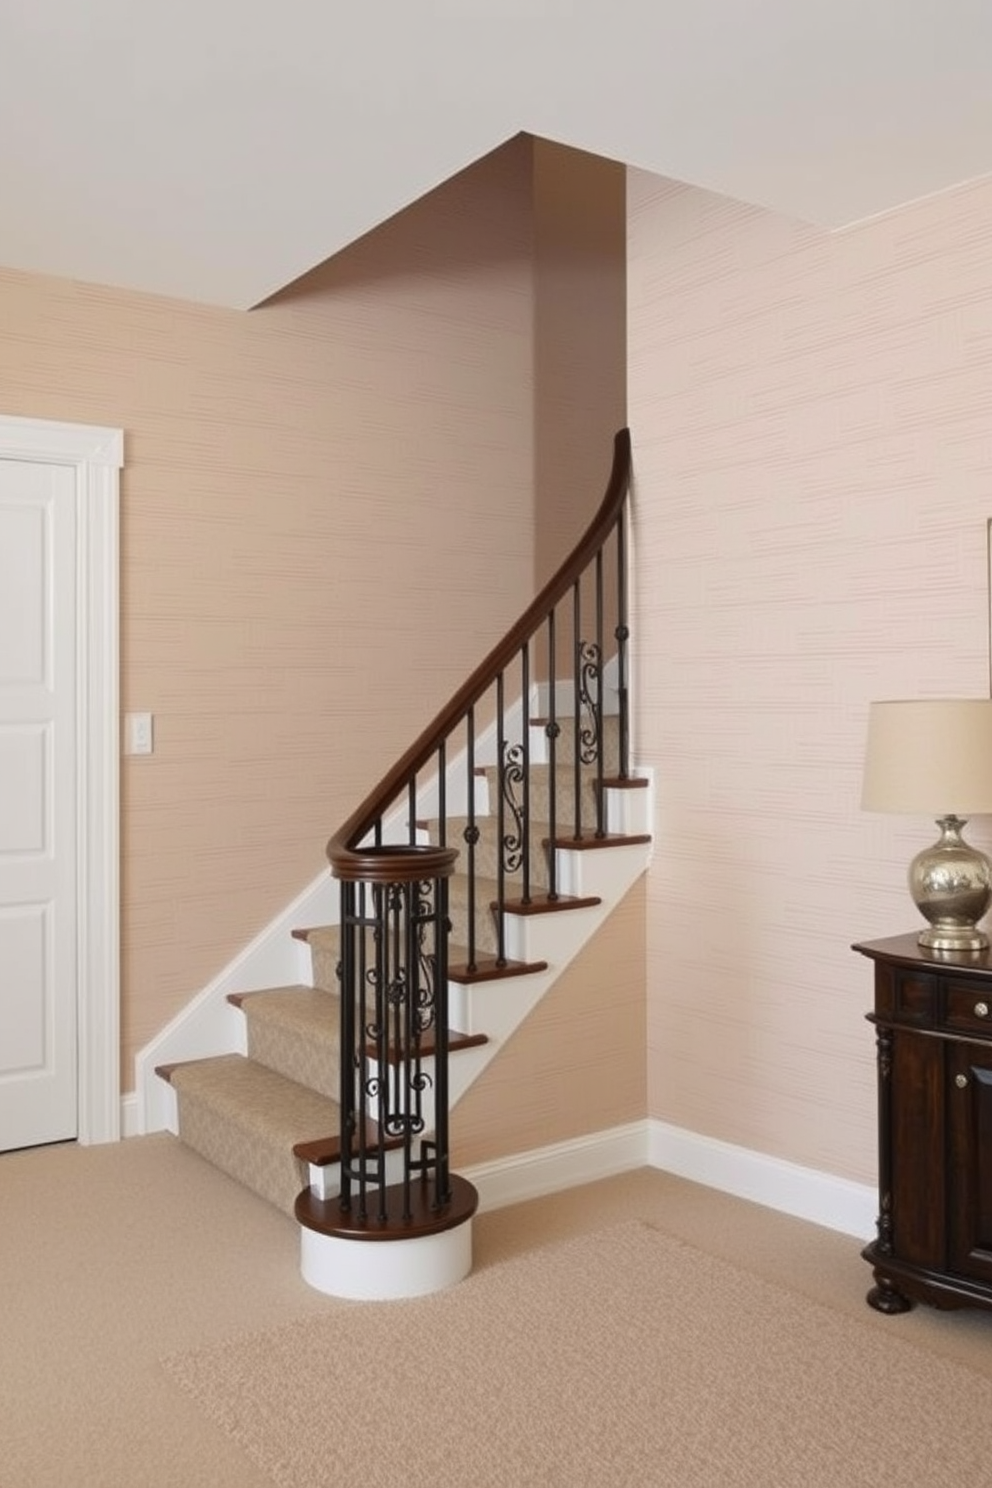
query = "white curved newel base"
(300, 1217, 474, 1300)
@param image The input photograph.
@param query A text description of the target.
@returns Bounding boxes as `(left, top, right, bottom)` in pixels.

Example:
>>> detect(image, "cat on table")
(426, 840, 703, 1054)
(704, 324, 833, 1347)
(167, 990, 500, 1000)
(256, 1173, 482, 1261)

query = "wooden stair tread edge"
(293, 1120, 405, 1167)
(447, 956, 548, 984)
(494, 894, 602, 917)
(361, 1027, 488, 1062)
(295, 1172, 478, 1241)
(547, 832, 652, 850)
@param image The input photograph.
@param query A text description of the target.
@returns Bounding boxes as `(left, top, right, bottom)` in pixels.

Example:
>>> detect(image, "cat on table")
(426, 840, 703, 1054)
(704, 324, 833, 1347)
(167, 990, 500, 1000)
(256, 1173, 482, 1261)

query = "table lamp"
(862, 699, 992, 951)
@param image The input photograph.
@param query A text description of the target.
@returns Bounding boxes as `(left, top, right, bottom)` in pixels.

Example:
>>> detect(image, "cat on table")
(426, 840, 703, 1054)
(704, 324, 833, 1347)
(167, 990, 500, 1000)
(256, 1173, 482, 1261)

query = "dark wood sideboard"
(854, 934, 992, 1315)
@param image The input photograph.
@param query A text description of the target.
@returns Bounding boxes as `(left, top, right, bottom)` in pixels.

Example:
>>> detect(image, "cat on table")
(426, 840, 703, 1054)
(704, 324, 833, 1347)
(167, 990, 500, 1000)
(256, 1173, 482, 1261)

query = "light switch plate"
(125, 712, 154, 755)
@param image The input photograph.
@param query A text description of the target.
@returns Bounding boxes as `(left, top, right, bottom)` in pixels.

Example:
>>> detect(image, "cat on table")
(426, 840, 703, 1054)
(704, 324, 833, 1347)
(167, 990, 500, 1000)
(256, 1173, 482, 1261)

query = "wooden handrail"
(327, 428, 632, 879)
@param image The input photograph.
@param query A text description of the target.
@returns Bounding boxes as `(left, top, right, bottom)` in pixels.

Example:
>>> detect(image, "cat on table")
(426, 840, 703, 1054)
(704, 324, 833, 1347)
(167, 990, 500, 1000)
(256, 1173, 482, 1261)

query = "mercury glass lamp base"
(910, 816, 992, 955)
(917, 925, 989, 953)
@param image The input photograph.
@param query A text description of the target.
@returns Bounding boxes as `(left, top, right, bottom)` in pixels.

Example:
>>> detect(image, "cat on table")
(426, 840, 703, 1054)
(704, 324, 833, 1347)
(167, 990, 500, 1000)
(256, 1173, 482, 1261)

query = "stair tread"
(296, 926, 339, 951)
(167, 1054, 340, 1145)
(482, 765, 647, 796)
(296, 924, 473, 966)
(233, 985, 338, 1034)
(235, 980, 485, 1052)
(292, 924, 557, 995)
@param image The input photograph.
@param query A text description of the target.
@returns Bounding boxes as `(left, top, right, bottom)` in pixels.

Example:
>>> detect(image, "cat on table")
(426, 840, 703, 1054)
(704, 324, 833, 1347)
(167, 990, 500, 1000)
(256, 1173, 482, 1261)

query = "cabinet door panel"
(890, 1029, 945, 1267)
(947, 1045, 992, 1284)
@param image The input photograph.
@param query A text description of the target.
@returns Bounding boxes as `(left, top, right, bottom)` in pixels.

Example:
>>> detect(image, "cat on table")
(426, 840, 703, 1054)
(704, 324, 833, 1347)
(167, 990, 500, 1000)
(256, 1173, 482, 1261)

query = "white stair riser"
(307, 1142, 410, 1201)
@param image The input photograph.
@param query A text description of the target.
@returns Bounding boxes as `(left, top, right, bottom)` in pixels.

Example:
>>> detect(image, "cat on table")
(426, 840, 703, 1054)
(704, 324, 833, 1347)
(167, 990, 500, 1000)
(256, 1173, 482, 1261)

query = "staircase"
(156, 430, 647, 1297)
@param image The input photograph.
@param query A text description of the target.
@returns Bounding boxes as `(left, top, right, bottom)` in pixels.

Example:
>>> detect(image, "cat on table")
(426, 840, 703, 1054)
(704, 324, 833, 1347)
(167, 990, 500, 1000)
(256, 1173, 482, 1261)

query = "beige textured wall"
(628, 170, 992, 1184)
(451, 880, 646, 1166)
(533, 140, 627, 583)
(0, 138, 537, 1086)
(446, 142, 641, 1165)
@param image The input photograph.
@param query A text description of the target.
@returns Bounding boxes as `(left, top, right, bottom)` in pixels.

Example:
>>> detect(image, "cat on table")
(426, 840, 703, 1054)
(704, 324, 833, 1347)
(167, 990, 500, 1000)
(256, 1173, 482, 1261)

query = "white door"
(0, 458, 79, 1149)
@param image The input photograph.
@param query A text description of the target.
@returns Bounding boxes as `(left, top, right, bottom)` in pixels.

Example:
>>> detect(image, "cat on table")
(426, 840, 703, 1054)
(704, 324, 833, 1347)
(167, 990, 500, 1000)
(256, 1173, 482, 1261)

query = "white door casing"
(0, 416, 121, 1147)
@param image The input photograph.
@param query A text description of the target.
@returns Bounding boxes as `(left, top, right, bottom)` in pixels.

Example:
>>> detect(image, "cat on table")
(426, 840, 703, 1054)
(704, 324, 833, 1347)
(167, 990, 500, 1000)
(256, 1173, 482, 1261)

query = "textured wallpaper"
(0, 140, 537, 1081)
(629, 168, 992, 1183)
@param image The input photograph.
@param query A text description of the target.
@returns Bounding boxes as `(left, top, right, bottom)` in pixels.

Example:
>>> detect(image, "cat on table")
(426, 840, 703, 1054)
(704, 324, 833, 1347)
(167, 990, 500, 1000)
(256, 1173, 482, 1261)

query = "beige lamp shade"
(862, 699, 992, 816)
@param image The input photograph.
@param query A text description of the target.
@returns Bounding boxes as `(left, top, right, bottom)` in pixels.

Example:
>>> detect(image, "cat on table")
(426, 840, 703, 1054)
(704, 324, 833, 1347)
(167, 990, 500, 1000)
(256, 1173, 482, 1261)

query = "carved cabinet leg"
(866, 1270, 913, 1314)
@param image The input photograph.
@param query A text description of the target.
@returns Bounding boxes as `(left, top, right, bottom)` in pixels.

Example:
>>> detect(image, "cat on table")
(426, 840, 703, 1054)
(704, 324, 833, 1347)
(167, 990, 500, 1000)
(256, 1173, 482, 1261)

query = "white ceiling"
(2, 0, 991, 309)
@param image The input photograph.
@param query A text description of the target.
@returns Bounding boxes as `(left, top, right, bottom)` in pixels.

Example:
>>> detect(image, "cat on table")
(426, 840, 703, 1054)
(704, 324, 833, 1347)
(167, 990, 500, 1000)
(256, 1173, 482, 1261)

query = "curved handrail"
(327, 427, 632, 880)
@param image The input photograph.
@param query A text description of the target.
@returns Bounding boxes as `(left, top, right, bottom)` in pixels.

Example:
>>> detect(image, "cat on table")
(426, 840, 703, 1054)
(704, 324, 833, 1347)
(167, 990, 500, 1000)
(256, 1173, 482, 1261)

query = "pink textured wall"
(533, 138, 627, 583)
(628, 170, 992, 1183)
(0, 139, 537, 1085)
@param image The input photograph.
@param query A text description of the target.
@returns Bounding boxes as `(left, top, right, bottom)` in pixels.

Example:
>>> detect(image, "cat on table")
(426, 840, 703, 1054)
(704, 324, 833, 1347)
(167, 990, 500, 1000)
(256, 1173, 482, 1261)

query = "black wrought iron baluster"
(495, 671, 507, 965)
(355, 882, 369, 1208)
(520, 643, 531, 903)
(437, 742, 446, 848)
(395, 881, 410, 1225)
(338, 882, 357, 1215)
(408, 778, 417, 845)
(498, 657, 527, 906)
(465, 707, 478, 972)
(546, 609, 559, 900)
(595, 547, 606, 838)
(368, 882, 388, 1225)
(572, 580, 583, 840)
(615, 509, 630, 782)
(432, 872, 451, 1208)
(401, 880, 414, 1222)
(363, 881, 379, 1199)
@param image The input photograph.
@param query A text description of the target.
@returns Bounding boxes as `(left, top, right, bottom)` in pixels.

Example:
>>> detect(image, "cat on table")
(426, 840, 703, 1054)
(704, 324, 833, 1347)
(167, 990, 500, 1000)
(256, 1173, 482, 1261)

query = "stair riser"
(433, 820, 554, 891)
(484, 766, 602, 835)
(448, 878, 505, 958)
(306, 1143, 410, 1201)
(245, 1019, 341, 1101)
(528, 713, 621, 772)
(309, 887, 508, 966)
(171, 1084, 310, 1217)
(358, 1061, 438, 1147)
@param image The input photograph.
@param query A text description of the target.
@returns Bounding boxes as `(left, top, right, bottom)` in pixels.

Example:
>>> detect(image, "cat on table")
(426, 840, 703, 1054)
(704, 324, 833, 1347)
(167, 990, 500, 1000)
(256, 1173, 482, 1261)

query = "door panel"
(947, 1043, 992, 1284)
(0, 459, 77, 1150)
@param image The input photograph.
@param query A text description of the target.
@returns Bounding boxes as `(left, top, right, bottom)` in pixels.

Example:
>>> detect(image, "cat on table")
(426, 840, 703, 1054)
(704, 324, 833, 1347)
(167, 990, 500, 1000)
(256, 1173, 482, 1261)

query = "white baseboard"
(464, 1122, 649, 1210)
(460, 1118, 876, 1241)
(647, 1119, 877, 1240)
(120, 1091, 141, 1139)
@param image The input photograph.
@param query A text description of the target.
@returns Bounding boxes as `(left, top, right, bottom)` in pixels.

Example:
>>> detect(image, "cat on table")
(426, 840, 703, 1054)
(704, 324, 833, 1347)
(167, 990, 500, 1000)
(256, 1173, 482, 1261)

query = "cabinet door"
(889, 1027, 945, 1267)
(947, 1041, 992, 1284)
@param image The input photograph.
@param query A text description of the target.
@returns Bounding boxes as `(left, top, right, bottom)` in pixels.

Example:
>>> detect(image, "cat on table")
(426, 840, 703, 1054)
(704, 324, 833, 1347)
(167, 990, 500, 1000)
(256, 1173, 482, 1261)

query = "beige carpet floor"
(163, 1218, 992, 1488)
(3, 1134, 992, 1486)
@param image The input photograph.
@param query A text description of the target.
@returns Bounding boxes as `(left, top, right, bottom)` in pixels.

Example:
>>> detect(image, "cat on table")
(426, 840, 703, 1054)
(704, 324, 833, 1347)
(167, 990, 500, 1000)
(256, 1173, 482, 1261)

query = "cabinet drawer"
(889, 971, 937, 1027)
(944, 981, 992, 1038)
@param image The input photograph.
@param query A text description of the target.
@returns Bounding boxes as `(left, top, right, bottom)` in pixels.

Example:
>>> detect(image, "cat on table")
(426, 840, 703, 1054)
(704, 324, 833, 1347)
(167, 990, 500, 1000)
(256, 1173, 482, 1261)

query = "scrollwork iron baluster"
(500, 742, 525, 876)
(577, 639, 602, 766)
